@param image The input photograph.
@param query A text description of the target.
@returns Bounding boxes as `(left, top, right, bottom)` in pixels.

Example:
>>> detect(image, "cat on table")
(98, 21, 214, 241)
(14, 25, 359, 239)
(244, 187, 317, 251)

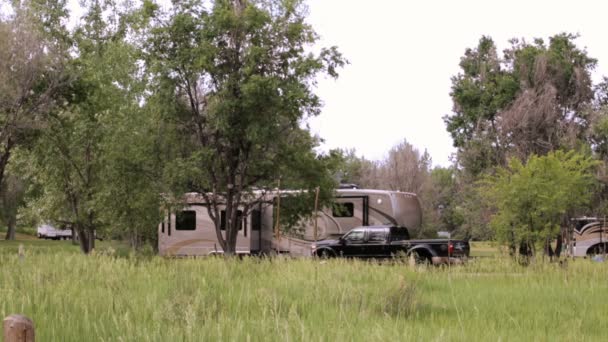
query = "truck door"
(340, 228, 367, 257)
(367, 227, 390, 258)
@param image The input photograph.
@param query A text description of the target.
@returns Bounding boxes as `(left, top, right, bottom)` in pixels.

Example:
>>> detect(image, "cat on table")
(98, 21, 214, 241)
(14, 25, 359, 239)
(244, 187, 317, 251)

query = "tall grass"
(1, 242, 607, 341)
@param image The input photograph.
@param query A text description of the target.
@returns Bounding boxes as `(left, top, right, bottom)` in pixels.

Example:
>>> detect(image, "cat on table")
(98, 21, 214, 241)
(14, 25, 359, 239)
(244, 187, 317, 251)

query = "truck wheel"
(317, 249, 335, 259)
(410, 250, 431, 265)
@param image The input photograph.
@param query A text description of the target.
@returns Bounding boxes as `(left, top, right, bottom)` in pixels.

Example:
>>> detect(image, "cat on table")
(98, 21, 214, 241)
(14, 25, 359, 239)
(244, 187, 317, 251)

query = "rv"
(158, 189, 422, 257)
(570, 217, 608, 257)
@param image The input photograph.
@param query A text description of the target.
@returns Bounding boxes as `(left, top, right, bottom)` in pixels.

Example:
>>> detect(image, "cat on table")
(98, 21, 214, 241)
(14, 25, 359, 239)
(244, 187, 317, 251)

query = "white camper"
(37, 224, 72, 240)
(158, 189, 422, 257)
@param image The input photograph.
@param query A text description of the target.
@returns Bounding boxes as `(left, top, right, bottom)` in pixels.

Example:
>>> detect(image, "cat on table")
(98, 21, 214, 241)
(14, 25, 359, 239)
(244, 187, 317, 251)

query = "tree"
(147, 0, 345, 255)
(0, 2, 66, 196)
(499, 34, 595, 159)
(444, 36, 519, 175)
(480, 151, 597, 259)
(445, 34, 597, 176)
(24, 0, 152, 253)
(0, 1, 70, 240)
(379, 140, 431, 194)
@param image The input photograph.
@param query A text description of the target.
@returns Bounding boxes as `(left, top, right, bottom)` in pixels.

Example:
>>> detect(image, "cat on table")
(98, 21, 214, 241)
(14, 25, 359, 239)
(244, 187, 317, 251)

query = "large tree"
(147, 0, 345, 254)
(0, 1, 68, 239)
(445, 34, 596, 176)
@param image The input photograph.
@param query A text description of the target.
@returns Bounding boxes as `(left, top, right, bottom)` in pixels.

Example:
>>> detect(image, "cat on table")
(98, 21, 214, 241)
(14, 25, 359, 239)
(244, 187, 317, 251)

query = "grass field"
(1, 238, 608, 341)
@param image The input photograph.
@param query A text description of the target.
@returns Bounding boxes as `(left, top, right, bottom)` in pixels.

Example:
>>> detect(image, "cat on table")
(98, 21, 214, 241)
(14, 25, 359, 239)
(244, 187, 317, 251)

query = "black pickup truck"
(311, 225, 469, 264)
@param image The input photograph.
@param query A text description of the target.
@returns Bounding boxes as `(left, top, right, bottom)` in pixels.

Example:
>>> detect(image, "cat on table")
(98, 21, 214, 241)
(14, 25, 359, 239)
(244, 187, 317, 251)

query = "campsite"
(2, 0, 608, 340)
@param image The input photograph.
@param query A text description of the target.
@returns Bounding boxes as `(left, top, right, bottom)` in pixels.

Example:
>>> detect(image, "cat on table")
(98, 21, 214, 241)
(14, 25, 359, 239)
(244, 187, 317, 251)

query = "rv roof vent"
(339, 183, 359, 189)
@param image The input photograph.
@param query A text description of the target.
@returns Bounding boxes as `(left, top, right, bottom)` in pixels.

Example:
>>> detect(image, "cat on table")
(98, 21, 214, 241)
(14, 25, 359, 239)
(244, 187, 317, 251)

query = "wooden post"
(3, 315, 35, 342)
(313, 187, 320, 243)
(274, 178, 282, 252)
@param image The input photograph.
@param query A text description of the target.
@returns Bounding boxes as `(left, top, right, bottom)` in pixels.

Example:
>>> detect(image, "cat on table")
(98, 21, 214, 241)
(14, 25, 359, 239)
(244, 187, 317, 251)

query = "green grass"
(1, 240, 608, 341)
(469, 241, 499, 257)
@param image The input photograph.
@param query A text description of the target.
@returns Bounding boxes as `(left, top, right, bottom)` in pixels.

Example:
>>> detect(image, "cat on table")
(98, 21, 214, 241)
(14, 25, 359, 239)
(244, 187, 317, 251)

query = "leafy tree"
(0, 1, 70, 239)
(480, 151, 597, 259)
(147, 0, 345, 254)
(444, 36, 518, 173)
(0, 1, 67, 196)
(445, 34, 597, 176)
(24, 0, 152, 253)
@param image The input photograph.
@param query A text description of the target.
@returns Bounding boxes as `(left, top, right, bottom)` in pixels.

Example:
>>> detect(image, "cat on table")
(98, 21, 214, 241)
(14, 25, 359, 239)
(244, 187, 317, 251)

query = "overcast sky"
(304, 0, 608, 167)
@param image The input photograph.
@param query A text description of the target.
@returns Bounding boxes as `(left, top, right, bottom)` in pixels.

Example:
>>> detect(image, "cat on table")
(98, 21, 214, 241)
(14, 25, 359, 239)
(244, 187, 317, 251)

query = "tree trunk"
(77, 225, 91, 254)
(130, 230, 140, 250)
(544, 237, 555, 259)
(4, 215, 16, 240)
(0, 139, 15, 192)
(71, 226, 78, 245)
(519, 240, 534, 265)
(555, 233, 563, 258)
(87, 229, 95, 251)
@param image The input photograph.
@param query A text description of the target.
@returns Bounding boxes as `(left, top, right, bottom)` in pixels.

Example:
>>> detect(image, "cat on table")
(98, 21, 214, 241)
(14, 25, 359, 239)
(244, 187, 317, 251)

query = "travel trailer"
(570, 217, 608, 257)
(158, 189, 422, 257)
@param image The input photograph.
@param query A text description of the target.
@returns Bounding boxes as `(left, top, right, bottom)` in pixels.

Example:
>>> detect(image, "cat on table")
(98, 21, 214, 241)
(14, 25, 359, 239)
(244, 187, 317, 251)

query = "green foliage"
(480, 151, 598, 253)
(446, 34, 597, 177)
(17, 0, 164, 252)
(445, 36, 518, 150)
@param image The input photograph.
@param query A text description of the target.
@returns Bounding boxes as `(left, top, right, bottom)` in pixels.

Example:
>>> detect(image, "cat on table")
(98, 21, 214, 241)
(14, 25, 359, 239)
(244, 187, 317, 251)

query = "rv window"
(221, 210, 243, 231)
(332, 202, 354, 217)
(168, 212, 171, 236)
(161, 220, 165, 234)
(176, 210, 196, 231)
(251, 209, 262, 231)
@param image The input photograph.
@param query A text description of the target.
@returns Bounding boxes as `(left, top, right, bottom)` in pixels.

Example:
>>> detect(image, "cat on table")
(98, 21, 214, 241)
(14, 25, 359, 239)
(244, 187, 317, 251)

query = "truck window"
(344, 229, 365, 242)
(332, 202, 354, 217)
(390, 227, 410, 241)
(368, 229, 388, 242)
(176, 210, 196, 231)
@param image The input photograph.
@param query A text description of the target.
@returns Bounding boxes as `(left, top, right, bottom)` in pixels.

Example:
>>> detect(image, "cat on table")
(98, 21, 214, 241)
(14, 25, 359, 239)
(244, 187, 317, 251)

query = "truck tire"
(317, 248, 336, 259)
(409, 250, 431, 265)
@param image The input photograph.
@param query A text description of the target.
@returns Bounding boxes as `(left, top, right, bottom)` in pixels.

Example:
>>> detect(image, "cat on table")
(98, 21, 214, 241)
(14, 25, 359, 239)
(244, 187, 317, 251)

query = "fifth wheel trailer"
(158, 189, 422, 257)
(570, 217, 608, 257)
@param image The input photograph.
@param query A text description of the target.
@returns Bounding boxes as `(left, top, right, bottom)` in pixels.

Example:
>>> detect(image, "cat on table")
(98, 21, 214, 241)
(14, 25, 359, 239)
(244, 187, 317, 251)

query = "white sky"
(305, 0, 608, 167)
